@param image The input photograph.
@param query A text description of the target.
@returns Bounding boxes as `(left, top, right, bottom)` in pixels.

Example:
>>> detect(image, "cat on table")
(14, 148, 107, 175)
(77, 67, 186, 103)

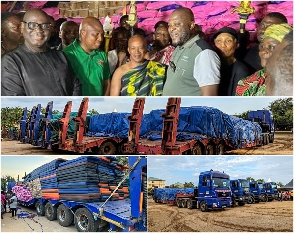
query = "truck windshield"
(240, 180, 250, 188)
(258, 183, 263, 189)
(271, 183, 277, 189)
(212, 177, 230, 188)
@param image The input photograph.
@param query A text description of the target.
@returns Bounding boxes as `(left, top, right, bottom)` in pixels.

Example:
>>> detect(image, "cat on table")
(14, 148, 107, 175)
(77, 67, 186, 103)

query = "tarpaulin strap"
(48, 122, 59, 133)
(99, 157, 142, 214)
(22, 218, 34, 232)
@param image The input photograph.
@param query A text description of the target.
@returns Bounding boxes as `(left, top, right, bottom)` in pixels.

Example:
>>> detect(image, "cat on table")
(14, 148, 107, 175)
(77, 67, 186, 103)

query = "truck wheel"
(35, 201, 45, 216)
(216, 142, 225, 155)
(200, 201, 208, 212)
(57, 204, 73, 227)
(98, 141, 116, 155)
(187, 199, 193, 209)
(247, 196, 255, 204)
(260, 194, 267, 202)
(238, 202, 245, 206)
(45, 202, 57, 221)
(206, 143, 214, 155)
(269, 135, 274, 143)
(192, 143, 203, 155)
(181, 199, 187, 208)
(265, 135, 269, 145)
(75, 208, 100, 232)
(176, 199, 182, 208)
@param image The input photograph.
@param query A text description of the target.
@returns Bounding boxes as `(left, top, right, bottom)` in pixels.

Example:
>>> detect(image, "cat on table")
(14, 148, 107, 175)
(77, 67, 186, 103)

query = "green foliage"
(89, 109, 99, 115)
(183, 182, 195, 188)
(234, 110, 253, 120)
(256, 178, 265, 183)
(1, 175, 16, 191)
(170, 182, 183, 188)
(246, 177, 255, 182)
(1, 107, 24, 128)
(116, 156, 128, 166)
(41, 107, 59, 115)
(277, 182, 284, 187)
(268, 98, 293, 130)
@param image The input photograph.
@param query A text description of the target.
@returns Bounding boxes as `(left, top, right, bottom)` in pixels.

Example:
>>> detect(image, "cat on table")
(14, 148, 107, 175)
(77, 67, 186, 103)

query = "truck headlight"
(213, 203, 217, 208)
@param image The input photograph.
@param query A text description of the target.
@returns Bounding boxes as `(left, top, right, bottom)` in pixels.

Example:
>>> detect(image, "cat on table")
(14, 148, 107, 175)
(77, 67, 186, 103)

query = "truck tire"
(181, 199, 187, 208)
(238, 202, 245, 206)
(192, 143, 203, 155)
(247, 196, 255, 204)
(261, 194, 267, 202)
(205, 143, 214, 155)
(200, 201, 208, 212)
(57, 204, 74, 227)
(265, 135, 269, 145)
(45, 202, 57, 221)
(176, 199, 182, 208)
(269, 135, 274, 143)
(98, 141, 116, 155)
(35, 201, 45, 216)
(187, 199, 193, 209)
(216, 142, 225, 155)
(75, 208, 100, 232)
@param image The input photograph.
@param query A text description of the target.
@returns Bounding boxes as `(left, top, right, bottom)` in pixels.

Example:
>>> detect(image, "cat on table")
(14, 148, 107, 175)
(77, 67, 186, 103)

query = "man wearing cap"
(163, 7, 220, 96)
(213, 27, 250, 96)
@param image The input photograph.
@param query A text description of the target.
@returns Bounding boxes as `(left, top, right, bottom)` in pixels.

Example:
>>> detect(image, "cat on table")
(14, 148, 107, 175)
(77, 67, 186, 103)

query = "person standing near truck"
(9, 193, 17, 217)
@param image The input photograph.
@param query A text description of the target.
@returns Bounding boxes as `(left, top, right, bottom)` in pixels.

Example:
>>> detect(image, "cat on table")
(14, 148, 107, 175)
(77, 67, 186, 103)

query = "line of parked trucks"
(152, 170, 278, 212)
(9, 97, 275, 155)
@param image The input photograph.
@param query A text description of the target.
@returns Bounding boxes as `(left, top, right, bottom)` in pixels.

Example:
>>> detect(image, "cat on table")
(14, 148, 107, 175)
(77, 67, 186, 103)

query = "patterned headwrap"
(263, 23, 293, 42)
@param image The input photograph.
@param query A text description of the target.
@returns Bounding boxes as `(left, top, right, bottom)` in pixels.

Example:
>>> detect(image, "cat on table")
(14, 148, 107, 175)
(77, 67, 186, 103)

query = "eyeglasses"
(169, 61, 176, 72)
(23, 21, 51, 31)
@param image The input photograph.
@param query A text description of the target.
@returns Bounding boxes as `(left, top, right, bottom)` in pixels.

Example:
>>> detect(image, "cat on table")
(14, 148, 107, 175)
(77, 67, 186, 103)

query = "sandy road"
(147, 199, 293, 232)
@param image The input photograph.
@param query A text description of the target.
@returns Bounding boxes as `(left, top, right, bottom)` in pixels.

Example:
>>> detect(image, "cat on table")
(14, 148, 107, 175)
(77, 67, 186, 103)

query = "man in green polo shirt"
(63, 17, 110, 96)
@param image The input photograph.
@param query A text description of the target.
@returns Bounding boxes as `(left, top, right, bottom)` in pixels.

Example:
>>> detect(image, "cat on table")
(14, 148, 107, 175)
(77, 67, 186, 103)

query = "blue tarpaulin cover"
(154, 188, 195, 202)
(143, 107, 262, 148)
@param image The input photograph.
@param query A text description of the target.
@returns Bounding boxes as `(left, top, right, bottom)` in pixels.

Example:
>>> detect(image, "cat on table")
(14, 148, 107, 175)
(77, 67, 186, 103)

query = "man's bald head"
(128, 34, 147, 48)
(79, 17, 103, 35)
(79, 17, 104, 53)
(23, 9, 50, 23)
(171, 7, 194, 23)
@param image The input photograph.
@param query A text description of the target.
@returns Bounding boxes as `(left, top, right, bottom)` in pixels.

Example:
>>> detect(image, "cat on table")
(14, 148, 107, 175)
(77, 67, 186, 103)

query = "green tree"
(277, 182, 284, 188)
(256, 178, 265, 183)
(234, 110, 253, 120)
(246, 177, 255, 182)
(1, 175, 16, 191)
(1, 107, 24, 128)
(89, 109, 99, 115)
(41, 107, 59, 115)
(170, 182, 183, 188)
(268, 98, 293, 130)
(116, 156, 128, 166)
(183, 182, 195, 188)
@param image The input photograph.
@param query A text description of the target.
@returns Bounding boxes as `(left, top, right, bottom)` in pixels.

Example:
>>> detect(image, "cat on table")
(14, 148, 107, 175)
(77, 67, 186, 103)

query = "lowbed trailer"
(15, 156, 147, 232)
(56, 98, 127, 155)
(125, 97, 274, 155)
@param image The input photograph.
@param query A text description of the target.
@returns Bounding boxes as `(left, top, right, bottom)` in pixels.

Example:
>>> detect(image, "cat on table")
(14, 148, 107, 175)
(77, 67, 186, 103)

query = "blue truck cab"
(249, 181, 267, 203)
(196, 170, 232, 211)
(230, 179, 251, 206)
(261, 182, 277, 201)
(248, 110, 275, 144)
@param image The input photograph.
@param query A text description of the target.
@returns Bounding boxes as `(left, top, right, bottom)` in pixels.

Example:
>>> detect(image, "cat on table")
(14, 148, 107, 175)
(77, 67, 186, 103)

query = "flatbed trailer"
(56, 98, 127, 155)
(125, 97, 269, 155)
(16, 156, 147, 232)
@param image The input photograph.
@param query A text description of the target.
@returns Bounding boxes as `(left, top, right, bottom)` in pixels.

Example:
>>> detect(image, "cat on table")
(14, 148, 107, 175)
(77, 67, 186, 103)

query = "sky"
(148, 156, 293, 186)
(2, 155, 292, 187)
(1, 97, 284, 116)
(1, 155, 80, 181)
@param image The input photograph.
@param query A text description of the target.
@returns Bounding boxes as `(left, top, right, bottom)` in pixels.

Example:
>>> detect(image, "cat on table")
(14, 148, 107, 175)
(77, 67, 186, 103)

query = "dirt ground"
(147, 198, 293, 232)
(1, 131, 293, 155)
(0, 204, 110, 232)
(225, 131, 293, 155)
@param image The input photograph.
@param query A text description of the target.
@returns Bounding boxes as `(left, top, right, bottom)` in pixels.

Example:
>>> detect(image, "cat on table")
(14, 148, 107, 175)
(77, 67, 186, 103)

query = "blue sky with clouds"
(148, 156, 293, 186)
(1, 97, 283, 115)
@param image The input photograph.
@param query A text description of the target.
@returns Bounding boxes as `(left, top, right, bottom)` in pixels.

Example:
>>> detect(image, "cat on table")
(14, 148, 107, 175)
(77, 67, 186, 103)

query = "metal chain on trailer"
(99, 156, 142, 215)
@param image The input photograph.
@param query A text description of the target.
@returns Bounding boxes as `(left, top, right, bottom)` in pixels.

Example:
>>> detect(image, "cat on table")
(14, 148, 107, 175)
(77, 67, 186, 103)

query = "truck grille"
(217, 191, 231, 198)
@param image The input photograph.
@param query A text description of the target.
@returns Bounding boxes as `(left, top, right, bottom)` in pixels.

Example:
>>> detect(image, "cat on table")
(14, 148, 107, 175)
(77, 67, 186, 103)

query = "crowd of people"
(1, 7, 293, 96)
